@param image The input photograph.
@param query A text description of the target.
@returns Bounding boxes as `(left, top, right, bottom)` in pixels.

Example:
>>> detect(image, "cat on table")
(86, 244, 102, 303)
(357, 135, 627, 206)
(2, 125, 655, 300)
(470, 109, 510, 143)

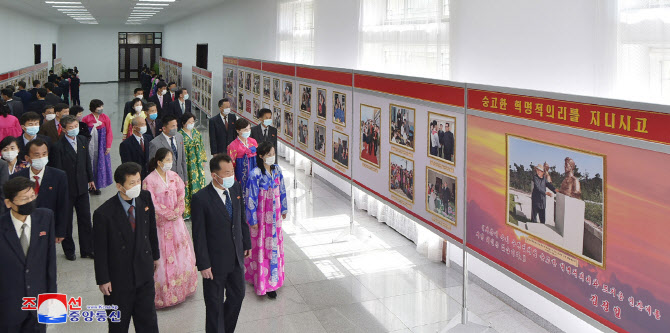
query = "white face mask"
(223, 108, 231, 115)
(183, 94, 189, 100)
(2, 150, 18, 161)
(45, 114, 56, 121)
(136, 94, 144, 100)
(264, 155, 275, 165)
(186, 123, 195, 130)
(30, 157, 49, 170)
(161, 162, 173, 172)
(134, 105, 143, 113)
(138, 126, 147, 135)
(160, 89, 167, 96)
(124, 184, 141, 199)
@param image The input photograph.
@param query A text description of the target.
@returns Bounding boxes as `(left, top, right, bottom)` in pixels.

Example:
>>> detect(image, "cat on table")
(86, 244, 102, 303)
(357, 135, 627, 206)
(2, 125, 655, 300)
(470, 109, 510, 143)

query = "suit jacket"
(52, 135, 94, 197)
(28, 99, 47, 114)
(11, 167, 69, 237)
(191, 183, 250, 276)
(15, 90, 32, 108)
(6, 99, 24, 118)
(208, 113, 237, 155)
(38, 119, 63, 143)
(250, 124, 278, 154)
(119, 134, 152, 179)
(166, 100, 191, 128)
(16, 134, 52, 163)
(45, 93, 62, 106)
(0, 159, 7, 215)
(79, 121, 91, 143)
(147, 133, 187, 183)
(0, 209, 56, 326)
(29, 88, 38, 100)
(148, 94, 169, 119)
(52, 87, 63, 99)
(93, 191, 160, 292)
(144, 118, 163, 141)
(48, 74, 58, 83)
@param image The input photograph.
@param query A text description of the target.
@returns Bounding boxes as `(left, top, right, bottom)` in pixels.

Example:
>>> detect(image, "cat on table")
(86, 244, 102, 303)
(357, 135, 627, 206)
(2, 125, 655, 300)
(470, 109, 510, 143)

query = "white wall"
(0, 6, 59, 74)
(58, 25, 163, 83)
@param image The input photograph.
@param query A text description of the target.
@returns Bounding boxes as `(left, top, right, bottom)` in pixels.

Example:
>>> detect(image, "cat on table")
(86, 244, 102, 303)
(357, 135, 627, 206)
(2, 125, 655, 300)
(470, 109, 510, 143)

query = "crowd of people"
(391, 159, 414, 201)
(0, 68, 289, 332)
(429, 120, 454, 162)
(391, 108, 414, 149)
(427, 178, 453, 219)
(361, 118, 380, 164)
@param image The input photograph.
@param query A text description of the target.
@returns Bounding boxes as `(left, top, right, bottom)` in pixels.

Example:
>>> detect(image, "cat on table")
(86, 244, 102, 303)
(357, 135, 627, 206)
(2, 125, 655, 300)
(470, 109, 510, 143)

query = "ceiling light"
(52, 5, 84, 7)
(133, 10, 160, 12)
(58, 9, 88, 11)
(138, 0, 175, 2)
(136, 3, 169, 6)
(133, 7, 163, 10)
(45, 1, 82, 4)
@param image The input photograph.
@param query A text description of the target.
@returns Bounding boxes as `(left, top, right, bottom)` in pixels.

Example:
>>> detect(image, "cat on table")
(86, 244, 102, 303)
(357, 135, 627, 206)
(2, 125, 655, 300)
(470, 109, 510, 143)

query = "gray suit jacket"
(147, 133, 187, 183)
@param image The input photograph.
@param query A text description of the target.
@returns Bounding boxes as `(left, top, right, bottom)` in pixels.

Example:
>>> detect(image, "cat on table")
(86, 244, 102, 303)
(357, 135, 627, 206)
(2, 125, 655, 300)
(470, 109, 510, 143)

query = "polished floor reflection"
(46, 82, 551, 333)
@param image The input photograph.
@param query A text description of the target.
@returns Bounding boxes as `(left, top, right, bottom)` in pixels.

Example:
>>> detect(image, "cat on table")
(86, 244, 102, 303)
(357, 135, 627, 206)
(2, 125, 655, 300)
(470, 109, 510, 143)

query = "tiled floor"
(46, 82, 553, 333)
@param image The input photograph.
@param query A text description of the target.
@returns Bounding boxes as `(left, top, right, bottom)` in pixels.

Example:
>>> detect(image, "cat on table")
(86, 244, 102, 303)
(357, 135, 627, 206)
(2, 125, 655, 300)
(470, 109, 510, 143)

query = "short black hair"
(162, 114, 177, 128)
(54, 103, 69, 113)
(70, 105, 84, 115)
(43, 104, 54, 112)
(0, 136, 19, 151)
(156, 81, 167, 89)
(0, 88, 12, 98)
(134, 87, 144, 94)
(176, 88, 187, 99)
(258, 108, 272, 118)
(235, 118, 250, 131)
(18, 81, 26, 89)
(114, 162, 142, 185)
(89, 99, 104, 112)
(32, 80, 40, 87)
(20, 111, 41, 125)
(181, 112, 195, 126)
(49, 70, 54, 74)
(168, 82, 176, 87)
(44, 82, 55, 91)
(37, 88, 47, 98)
(210, 154, 232, 173)
(218, 98, 229, 108)
(26, 138, 48, 155)
(4, 177, 35, 202)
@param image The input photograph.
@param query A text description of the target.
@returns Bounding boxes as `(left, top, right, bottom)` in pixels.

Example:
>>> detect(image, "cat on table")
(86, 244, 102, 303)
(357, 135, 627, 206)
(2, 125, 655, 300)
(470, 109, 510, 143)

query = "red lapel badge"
(39, 231, 46, 236)
(48, 187, 53, 190)
(145, 206, 150, 211)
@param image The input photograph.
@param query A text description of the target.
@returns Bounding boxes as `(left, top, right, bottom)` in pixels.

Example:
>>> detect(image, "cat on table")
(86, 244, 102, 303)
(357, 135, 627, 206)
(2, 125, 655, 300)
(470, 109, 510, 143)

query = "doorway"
(34, 44, 41, 65)
(196, 44, 208, 69)
(118, 32, 162, 82)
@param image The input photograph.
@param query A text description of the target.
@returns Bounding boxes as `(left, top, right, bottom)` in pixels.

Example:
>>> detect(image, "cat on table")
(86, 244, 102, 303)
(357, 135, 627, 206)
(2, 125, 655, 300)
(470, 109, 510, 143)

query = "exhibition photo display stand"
(0, 62, 49, 90)
(465, 84, 670, 333)
(160, 57, 183, 88)
(191, 66, 213, 118)
(53, 58, 63, 75)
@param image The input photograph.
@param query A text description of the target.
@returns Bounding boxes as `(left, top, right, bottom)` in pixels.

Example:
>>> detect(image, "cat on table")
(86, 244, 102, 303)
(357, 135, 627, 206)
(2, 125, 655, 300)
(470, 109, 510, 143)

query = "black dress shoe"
(267, 291, 277, 299)
(65, 254, 76, 261)
(81, 253, 95, 259)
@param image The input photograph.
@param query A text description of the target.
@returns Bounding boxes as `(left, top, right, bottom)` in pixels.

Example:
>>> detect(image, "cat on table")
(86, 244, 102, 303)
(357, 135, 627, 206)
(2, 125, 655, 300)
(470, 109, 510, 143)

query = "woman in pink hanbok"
(244, 141, 288, 298)
(143, 147, 198, 308)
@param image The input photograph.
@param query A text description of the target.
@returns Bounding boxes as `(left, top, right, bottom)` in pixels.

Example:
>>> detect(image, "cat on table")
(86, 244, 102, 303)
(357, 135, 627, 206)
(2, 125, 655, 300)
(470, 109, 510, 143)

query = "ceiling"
(0, 0, 225, 25)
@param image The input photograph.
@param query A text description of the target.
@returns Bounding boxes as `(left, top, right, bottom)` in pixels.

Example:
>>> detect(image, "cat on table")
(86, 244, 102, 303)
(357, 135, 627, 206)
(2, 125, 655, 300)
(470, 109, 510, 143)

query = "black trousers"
(0, 312, 45, 333)
(104, 280, 158, 333)
(202, 264, 246, 333)
(71, 94, 80, 106)
(62, 193, 94, 256)
(531, 205, 546, 224)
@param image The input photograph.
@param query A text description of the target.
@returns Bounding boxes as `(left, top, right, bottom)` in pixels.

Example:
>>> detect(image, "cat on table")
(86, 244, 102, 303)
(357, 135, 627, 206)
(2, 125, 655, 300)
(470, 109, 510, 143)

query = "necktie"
(140, 137, 145, 152)
(33, 176, 40, 194)
(57, 123, 62, 135)
(20, 224, 29, 256)
(181, 102, 184, 111)
(224, 190, 233, 218)
(128, 206, 135, 231)
(264, 128, 268, 141)
(170, 137, 178, 164)
(223, 118, 227, 128)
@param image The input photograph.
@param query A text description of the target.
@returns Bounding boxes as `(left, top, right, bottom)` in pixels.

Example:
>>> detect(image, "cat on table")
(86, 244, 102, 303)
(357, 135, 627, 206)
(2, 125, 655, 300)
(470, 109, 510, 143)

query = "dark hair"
(4, 177, 35, 202)
(168, 82, 176, 87)
(161, 114, 177, 128)
(0, 136, 19, 151)
(114, 162, 142, 185)
(32, 80, 40, 87)
(43, 104, 54, 113)
(89, 99, 104, 112)
(131, 98, 143, 108)
(145, 102, 157, 111)
(235, 118, 250, 131)
(70, 105, 84, 115)
(147, 147, 172, 174)
(54, 103, 69, 113)
(26, 138, 48, 155)
(134, 87, 144, 94)
(44, 82, 55, 92)
(37, 88, 47, 98)
(258, 108, 272, 118)
(0, 88, 12, 98)
(20, 111, 41, 125)
(218, 98, 229, 108)
(60, 115, 77, 129)
(255, 141, 276, 175)
(0, 101, 9, 117)
(49, 70, 53, 74)
(156, 81, 167, 89)
(176, 88, 187, 99)
(180, 112, 195, 126)
(18, 81, 26, 89)
(6, 85, 15, 93)
(210, 153, 232, 173)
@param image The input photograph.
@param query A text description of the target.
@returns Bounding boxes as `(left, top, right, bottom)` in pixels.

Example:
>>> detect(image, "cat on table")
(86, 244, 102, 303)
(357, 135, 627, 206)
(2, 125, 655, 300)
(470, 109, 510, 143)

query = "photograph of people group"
(317, 88, 327, 119)
(283, 81, 293, 107)
(332, 130, 349, 168)
(273, 78, 281, 103)
(300, 85, 312, 113)
(333, 92, 346, 126)
(245, 72, 252, 91)
(390, 104, 415, 150)
(390, 153, 414, 202)
(284, 111, 294, 138)
(226, 69, 234, 94)
(273, 107, 282, 133)
(428, 113, 455, 163)
(360, 104, 381, 167)
(263, 76, 271, 100)
(426, 167, 456, 224)
(238, 69, 245, 89)
(298, 116, 309, 147)
(314, 123, 326, 157)
(253, 74, 261, 95)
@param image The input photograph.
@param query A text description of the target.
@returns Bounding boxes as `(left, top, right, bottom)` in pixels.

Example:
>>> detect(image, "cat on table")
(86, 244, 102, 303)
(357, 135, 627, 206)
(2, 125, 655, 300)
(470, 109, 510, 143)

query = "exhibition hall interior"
(0, 0, 667, 332)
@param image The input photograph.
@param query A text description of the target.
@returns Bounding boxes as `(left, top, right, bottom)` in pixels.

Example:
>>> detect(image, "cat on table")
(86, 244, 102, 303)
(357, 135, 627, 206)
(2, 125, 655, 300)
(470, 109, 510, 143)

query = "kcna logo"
(22, 293, 120, 324)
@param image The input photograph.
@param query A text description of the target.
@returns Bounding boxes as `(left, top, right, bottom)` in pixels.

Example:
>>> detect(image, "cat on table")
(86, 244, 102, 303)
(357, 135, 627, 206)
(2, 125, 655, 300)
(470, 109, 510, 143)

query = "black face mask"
(14, 199, 36, 216)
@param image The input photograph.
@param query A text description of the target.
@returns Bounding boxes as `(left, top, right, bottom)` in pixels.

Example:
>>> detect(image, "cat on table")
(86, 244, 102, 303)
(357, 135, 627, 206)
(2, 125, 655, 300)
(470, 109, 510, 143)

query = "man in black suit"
(144, 102, 162, 141)
(251, 108, 278, 154)
(209, 98, 237, 156)
(0, 177, 56, 333)
(29, 80, 41, 101)
(15, 81, 33, 108)
(121, 88, 146, 132)
(94, 162, 159, 333)
(1, 88, 24, 118)
(51, 115, 95, 261)
(166, 81, 177, 103)
(166, 88, 191, 128)
(148, 81, 169, 118)
(18, 112, 53, 163)
(119, 117, 151, 179)
(43, 82, 63, 106)
(11, 139, 69, 246)
(28, 89, 48, 115)
(192, 154, 251, 333)
(441, 122, 454, 162)
(48, 70, 58, 83)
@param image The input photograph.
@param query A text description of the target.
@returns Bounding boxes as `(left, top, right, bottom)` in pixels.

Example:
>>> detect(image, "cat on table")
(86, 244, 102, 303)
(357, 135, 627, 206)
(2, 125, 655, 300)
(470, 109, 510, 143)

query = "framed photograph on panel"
(426, 167, 457, 225)
(333, 92, 347, 127)
(225, 69, 234, 94)
(390, 104, 415, 151)
(282, 81, 293, 107)
(389, 152, 414, 203)
(314, 123, 326, 157)
(299, 85, 312, 114)
(427, 112, 456, 165)
(245, 72, 252, 92)
(360, 104, 381, 168)
(317, 88, 327, 120)
(273, 106, 282, 134)
(273, 78, 281, 104)
(297, 116, 309, 148)
(237, 93, 244, 111)
(284, 111, 294, 139)
(263, 76, 271, 100)
(253, 98, 260, 119)
(332, 130, 349, 169)
(253, 74, 260, 95)
(238, 70, 244, 90)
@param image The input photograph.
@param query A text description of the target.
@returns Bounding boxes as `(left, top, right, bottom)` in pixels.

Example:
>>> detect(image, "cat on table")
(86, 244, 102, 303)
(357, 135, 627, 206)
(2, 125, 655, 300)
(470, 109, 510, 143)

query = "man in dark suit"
(148, 81, 169, 118)
(144, 102, 162, 141)
(166, 81, 177, 103)
(120, 117, 151, 179)
(94, 162, 159, 333)
(192, 154, 251, 333)
(43, 82, 63, 106)
(48, 70, 58, 83)
(209, 98, 237, 156)
(166, 88, 191, 128)
(29, 80, 41, 101)
(18, 112, 53, 164)
(11, 139, 69, 246)
(28, 89, 48, 115)
(0, 177, 56, 333)
(15, 81, 33, 108)
(1, 88, 24, 118)
(52, 79, 63, 100)
(251, 108, 278, 154)
(147, 115, 187, 183)
(121, 88, 146, 132)
(51, 115, 95, 261)
(38, 103, 69, 143)
(441, 122, 454, 161)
